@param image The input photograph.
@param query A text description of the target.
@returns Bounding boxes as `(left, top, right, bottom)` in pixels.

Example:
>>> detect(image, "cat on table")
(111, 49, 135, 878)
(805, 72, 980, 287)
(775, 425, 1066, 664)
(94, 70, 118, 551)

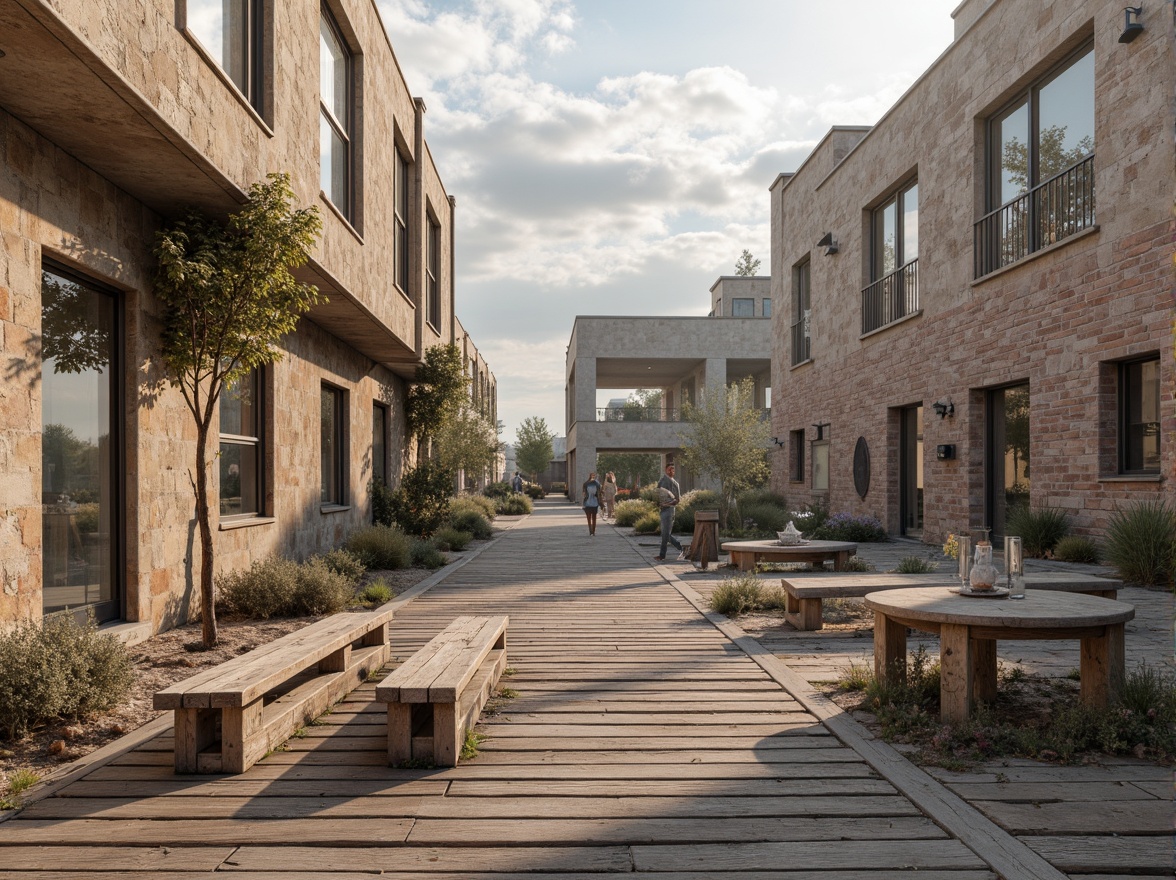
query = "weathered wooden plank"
(947, 780, 1158, 802)
(976, 798, 1172, 835)
(0, 873, 999, 880)
(51, 778, 450, 798)
(0, 846, 234, 871)
(222, 844, 633, 873)
(444, 777, 896, 797)
(632, 838, 987, 871)
(0, 817, 415, 845)
(1025, 835, 1173, 872)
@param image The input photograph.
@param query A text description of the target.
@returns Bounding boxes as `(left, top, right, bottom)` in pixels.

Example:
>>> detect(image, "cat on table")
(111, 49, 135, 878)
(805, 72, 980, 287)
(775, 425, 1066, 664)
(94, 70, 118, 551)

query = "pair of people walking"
(581, 471, 617, 536)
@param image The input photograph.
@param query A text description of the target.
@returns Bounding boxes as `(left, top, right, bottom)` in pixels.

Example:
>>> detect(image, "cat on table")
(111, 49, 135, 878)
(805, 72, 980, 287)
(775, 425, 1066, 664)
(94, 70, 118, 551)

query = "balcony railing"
(597, 407, 682, 422)
(790, 316, 810, 365)
(974, 153, 1095, 278)
(861, 258, 919, 335)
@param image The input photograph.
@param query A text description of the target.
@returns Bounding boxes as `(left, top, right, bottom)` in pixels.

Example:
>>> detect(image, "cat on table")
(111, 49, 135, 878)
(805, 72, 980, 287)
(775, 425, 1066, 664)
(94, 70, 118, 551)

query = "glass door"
(41, 265, 122, 623)
(986, 384, 1030, 538)
(900, 405, 923, 535)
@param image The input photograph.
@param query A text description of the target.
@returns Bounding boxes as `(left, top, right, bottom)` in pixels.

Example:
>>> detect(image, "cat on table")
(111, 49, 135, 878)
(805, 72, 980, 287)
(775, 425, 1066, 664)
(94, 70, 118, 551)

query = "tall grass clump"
(1053, 536, 1100, 564)
(288, 558, 354, 615)
(1005, 504, 1069, 558)
(495, 493, 532, 515)
(614, 499, 655, 527)
(0, 616, 132, 740)
(633, 510, 661, 534)
(894, 556, 938, 574)
(811, 512, 887, 542)
(451, 495, 496, 522)
(217, 556, 354, 618)
(708, 574, 788, 616)
(736, 500, 792, 534)
(313, 548, 366, 584)
(672, 489, 721, 532)
(449, 509, 492, 540)
(345, 524, 413, 570)
(1104, 501, 1175, 586)
(433, 527, 472, 552)
(410, 539, 447, 570)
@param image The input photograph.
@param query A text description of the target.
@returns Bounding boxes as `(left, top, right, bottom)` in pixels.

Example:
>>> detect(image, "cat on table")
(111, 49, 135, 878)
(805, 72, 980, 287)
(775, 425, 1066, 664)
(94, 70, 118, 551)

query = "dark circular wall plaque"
(853, 436, 870, 499)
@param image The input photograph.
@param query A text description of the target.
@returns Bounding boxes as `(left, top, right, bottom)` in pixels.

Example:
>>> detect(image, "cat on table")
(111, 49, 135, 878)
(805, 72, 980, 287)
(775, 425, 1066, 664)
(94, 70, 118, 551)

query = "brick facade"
(770, 0, 1173, 544)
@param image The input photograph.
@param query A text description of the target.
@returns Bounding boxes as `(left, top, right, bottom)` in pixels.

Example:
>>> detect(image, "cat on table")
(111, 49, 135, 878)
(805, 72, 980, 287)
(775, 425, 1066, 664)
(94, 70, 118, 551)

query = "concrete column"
(704, 359, 726, 401)
(571, 443, 596, 503)
(574, 357, 597, 427)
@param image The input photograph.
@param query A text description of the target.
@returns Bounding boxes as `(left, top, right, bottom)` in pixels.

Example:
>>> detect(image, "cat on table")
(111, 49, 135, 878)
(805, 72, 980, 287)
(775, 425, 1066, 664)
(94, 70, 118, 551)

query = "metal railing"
(790, 317, 810, 365)
(974, 154, 1095, 278)
(861, 258, 919, 335)
(596, 407, 682, 422)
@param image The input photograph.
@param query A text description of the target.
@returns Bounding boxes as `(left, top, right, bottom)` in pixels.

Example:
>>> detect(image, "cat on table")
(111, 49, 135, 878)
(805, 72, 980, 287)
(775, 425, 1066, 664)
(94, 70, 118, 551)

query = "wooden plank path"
(0, 500, 1152, 878)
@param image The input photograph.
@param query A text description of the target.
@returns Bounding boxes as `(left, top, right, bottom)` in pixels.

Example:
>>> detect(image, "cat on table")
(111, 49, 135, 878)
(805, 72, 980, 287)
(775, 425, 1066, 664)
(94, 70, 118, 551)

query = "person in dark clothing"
(582, 472, 602, 536)
(653, 463, 684, 561)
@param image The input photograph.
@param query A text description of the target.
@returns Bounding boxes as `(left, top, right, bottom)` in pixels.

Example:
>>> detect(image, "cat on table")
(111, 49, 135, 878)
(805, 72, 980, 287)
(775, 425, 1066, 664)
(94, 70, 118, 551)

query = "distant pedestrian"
(653, 463, 684, 561)
(582, 472, 602, 536)
(601, 472, 618, 520)
(511, 471, 523, 493)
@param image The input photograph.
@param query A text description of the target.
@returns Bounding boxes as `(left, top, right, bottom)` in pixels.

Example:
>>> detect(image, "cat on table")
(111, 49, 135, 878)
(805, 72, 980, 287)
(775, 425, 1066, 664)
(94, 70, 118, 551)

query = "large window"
(426, 216, 440, 330)
(319, 7, 352, 217)
(1119, 358, 1160, 475)
(321, 384, 346, 506)
(41, 264, 121, 623)
(372, 402, 388, 487)
(790, 258, 811, 366)
(976, 45, 1094, 276)
(789, 429, 805, 482)
(863, 180, 918, 334)
(731, 297, 754, 317)
(219, 369, 263, 517)
(394, 150, 409, 292)
(762, 298, 772, 318)
(185, 0, 263, 109)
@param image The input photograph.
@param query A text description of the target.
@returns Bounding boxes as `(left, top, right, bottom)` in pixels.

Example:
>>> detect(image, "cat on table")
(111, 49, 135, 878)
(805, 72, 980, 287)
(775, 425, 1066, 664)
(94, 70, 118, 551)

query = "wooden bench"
(782, 571, 1122, 631)
(153, 607, 394, 774)
(375, 615, 508, 767)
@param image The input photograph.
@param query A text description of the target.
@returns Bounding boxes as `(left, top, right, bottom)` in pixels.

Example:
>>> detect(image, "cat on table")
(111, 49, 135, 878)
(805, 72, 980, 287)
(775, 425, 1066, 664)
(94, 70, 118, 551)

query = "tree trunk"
(195, 422, 218, 648)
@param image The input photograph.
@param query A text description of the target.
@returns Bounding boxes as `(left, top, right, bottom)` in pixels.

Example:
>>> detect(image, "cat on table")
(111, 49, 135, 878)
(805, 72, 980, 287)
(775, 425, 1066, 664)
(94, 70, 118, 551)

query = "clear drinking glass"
(1005, 535, 1025, 598)
(957, 535, 971, 592)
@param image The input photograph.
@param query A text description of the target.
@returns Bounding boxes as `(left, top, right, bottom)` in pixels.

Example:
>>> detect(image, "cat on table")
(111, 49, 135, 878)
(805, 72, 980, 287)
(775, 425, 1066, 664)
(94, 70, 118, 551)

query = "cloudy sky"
(375, 0, 955, 443)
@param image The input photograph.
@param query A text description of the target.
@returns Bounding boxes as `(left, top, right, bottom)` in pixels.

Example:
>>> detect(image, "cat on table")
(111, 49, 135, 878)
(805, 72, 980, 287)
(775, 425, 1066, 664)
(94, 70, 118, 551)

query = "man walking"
(653, 463, 686, 562)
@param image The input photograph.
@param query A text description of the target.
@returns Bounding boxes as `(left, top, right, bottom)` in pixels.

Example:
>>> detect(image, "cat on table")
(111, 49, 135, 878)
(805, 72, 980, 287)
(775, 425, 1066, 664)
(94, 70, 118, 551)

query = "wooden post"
(1080, 624, 1125, 708)
(387, 702, 413, 765)
(797, 597, 823, 632)
(361, 622, 388, 647)
(220, 701, 263, 774)
(433, 702, 460, 767)
(971, 638, 998, 706)
(318, 644, 351, 673)
(173, 708, 218, 774)
(939, 623, 973, 724)
(873, 611, 907, 683)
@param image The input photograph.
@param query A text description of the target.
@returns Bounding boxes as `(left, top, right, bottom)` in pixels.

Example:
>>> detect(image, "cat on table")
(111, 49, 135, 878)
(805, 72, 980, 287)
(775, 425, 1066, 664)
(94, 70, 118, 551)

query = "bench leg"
(939, 623, 973, 725)
(433, 702, 460, 767)
(873, 611, 906, 683)
(387, 703, 412, 765)
(361, 622, 388, 647)
(797, 598, 823, 631)
(221, 701, 264, 774)
(1081, 623, 1125, 709)
(833, 551, 850, 572)
(174, 708, 218, 774)
(971, 638, 998, 706)
(318, 644, 352, 674)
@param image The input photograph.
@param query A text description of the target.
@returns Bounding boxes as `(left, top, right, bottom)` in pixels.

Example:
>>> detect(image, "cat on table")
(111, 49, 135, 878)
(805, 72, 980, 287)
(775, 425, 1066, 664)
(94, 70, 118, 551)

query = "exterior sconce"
(817, 232, 838, 255)
(932, 398, 955, 419)
(1119, 6, 1143, 42)
(936, 444, 956, 461)
(769, 436, 786, 447)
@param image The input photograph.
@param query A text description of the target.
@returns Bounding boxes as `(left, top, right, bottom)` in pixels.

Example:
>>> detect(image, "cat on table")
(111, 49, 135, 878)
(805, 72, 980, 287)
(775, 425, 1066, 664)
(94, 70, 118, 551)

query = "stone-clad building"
(770, 0, 1172, 543)
(0, 1, 494, 639)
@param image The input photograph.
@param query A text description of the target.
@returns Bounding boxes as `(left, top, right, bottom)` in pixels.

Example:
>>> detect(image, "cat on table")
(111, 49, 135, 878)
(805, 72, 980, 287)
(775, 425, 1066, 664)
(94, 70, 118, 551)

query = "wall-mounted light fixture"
(769, 436, 786, 447)
(932, 398, 955, 419)
(816, 232, 838, 256)
(1119, 5, 1143, 42)
(812, 422, 829, 440)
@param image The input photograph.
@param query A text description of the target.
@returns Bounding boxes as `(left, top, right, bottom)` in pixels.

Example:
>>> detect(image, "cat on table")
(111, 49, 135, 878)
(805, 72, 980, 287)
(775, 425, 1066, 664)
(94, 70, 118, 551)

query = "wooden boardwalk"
(0, 502, 1164, 877)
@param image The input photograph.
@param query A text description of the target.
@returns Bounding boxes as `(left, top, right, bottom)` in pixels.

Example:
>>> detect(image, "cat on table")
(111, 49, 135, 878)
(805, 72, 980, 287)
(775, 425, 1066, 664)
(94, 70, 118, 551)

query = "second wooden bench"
(782, 571, 1122, 631)
(375, 614, 508, 767)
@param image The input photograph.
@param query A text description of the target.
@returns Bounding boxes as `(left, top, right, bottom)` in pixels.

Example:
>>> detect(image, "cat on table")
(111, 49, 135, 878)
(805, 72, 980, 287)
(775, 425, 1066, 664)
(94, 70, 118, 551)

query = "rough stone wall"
(770, 0, 1174, 542)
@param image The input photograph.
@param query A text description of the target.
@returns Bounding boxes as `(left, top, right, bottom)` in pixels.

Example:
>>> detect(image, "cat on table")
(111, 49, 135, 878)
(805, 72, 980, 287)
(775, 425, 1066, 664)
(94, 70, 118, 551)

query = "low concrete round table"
(720, 539, 857, 572)
(864, 588, 1136, 724)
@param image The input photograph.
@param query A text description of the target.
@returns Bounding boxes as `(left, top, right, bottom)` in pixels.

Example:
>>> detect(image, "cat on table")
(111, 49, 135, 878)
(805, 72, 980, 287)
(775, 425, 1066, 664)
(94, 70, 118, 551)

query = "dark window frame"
(372, 401, 389, 488)
(1118, 356, 1161, 475)
(181, 0, 265, 111)
(319, 5, 353, 218)
(789, 428, 805, 482)
(762, 297, 771, 318)
(394, 149, 410, 293)
(320, 383, 347, 507)
(218, 367, 265, 519)
(790, 257, 811, 366)
(426, 214, 441, 331)
(731, 297, 754, 317)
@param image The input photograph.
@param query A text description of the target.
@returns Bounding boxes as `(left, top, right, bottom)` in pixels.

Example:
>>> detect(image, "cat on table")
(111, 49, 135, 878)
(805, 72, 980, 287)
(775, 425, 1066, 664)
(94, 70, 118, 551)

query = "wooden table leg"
(971, 638, 998, 706)
(833, 551, 849, 572)
(1080, 623, 1125, 708)
(939, 623, 973, 725)
(734, 551, 754, 571)
(873, 611, 907, 683)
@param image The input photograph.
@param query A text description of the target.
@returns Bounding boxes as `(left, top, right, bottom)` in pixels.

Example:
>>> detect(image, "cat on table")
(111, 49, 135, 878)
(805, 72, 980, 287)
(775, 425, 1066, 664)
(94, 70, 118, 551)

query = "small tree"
(435, 404, 502, 487)
(405, 343, 468, 455)
(155, 173, 322, 648)
(734, 249, 761, 276)
(515, 416, 555, 482)
(678, 377, 770, 528)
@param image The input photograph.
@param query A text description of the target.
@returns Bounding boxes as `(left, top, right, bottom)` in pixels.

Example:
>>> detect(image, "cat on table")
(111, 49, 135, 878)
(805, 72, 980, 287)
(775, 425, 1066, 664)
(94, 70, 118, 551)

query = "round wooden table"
(864, 587, 1136, 724)
(719, 539, 857, 572)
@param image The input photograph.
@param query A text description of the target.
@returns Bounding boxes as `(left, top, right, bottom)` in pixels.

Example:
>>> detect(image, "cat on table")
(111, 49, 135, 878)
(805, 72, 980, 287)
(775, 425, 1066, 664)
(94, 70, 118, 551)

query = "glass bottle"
(1005, 535, 1025, 598)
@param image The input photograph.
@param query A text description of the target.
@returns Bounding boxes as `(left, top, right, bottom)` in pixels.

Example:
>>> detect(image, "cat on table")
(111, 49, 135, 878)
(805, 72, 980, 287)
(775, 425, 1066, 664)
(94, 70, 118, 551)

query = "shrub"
(637, 483, 661, 504)
(410, 539, 447, 570)
(894, 556, 938, 574)
(314, 548, 366, 585)
(346, 524, 412, 571)
(451, 495, 496, 522)
(524, 483, 545, 499)
(1005, 504, 1070, 558)
(1053, 535, 1100, 565)
(791, 501, 829, 536)
(708, 575, 786, 616)
(450, 509, 492, 540)
(736, 500, 792, 534)
(673, 489, 722, 532)
(844, 555, 872, 572)
(1104, 500, 1176, 586)
(495, 493, 533, 516)
(0, 616, 132, 740)
(614, 499, 655, 527)
(633, 510, 661, 534)
(550, 482, 567, 494)
(371, 479, 397, 530)
(811, 511, 887, 542)
(385, 460, 453, 536)
(738, 488, 788, 509)
(217, 556, 299, 619)
(433, 527, 472, 552)
(289, 557, 354, 615)
(482, 481, 511, 499)
(359, 579, 393, 605)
